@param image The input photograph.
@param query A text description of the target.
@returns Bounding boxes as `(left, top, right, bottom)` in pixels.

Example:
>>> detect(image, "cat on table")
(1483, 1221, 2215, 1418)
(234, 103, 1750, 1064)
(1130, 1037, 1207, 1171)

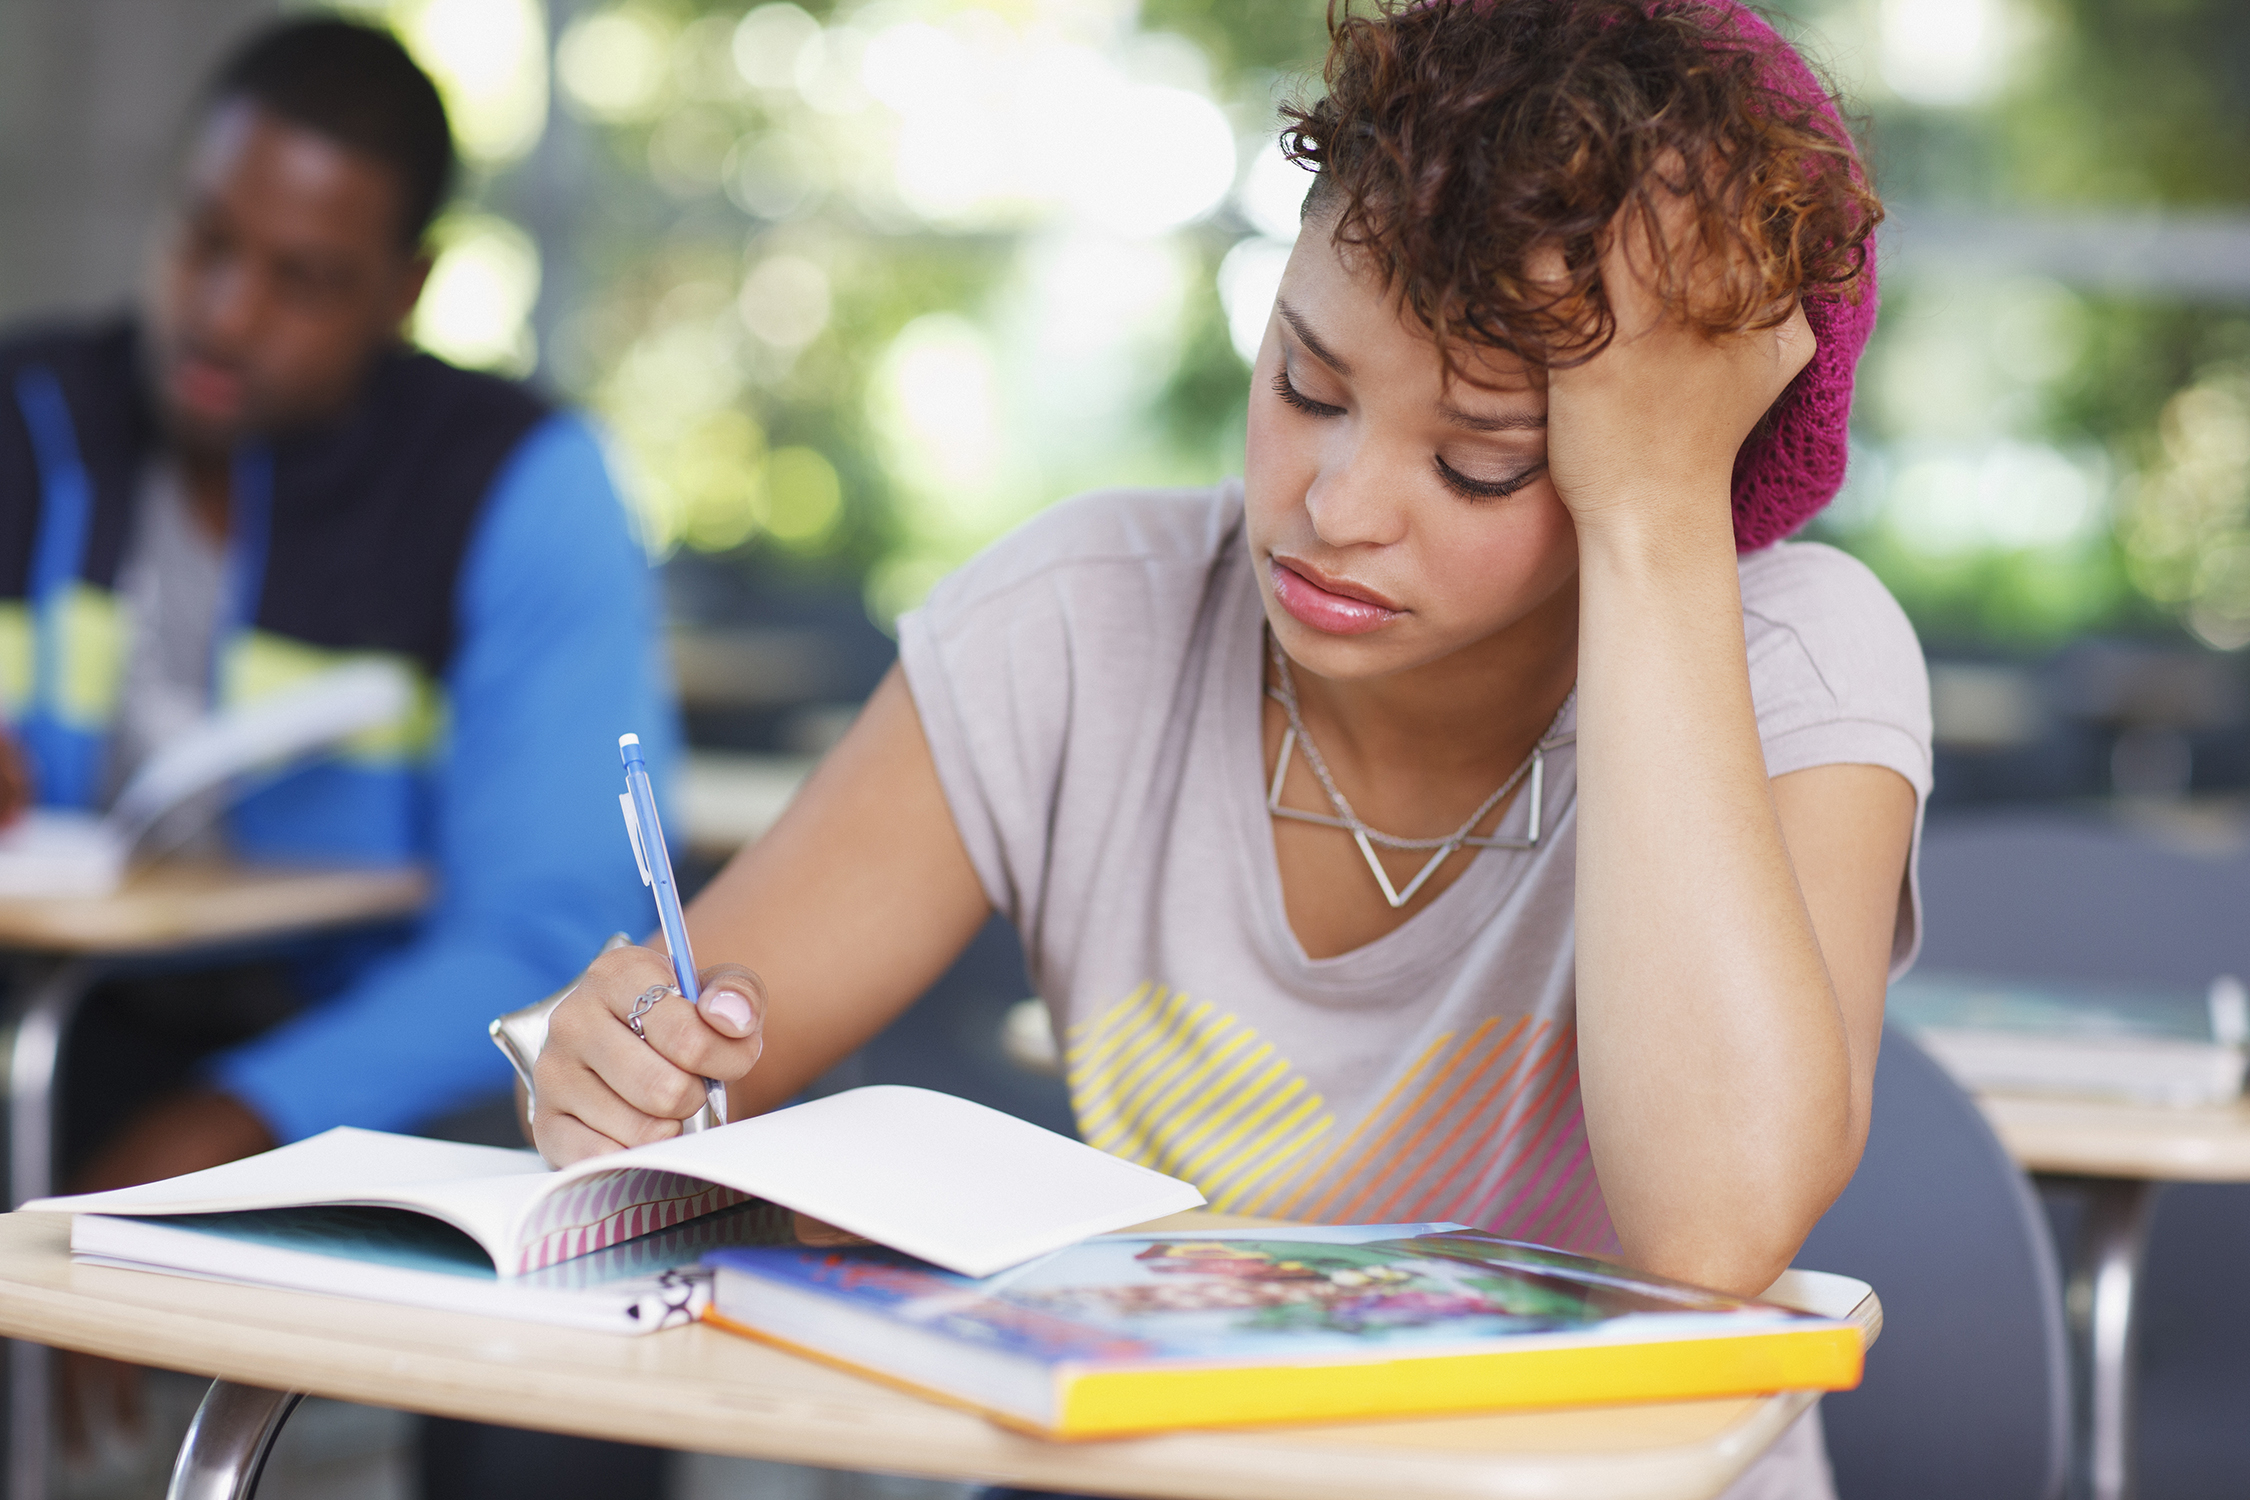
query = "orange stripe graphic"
(1290, 1029, 1481, 1223)
(1351, 1021, 1540, 1223)
(1454, 1028, 1582, 1224)
(1251, 1029, 1451, 1219)
(1318, 1020, 1520, 1223)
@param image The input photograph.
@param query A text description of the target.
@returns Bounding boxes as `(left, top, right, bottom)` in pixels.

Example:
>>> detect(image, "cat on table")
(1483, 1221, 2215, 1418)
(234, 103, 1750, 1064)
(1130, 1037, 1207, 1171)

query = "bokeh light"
(874, 313, 1005, 523)
(1238, 141, 1316, 243)
(2123, 369, 2250, 647)
(411, 213, 540, 373)
(733, 4, 824, 92)
(391, 0, 548, 164)
(738, 255, 832, 351)
(1878, 0, 2014, 107)
(1218, 237, 1293, 364)
(556, 7, 671, 124)
(755, 447, 845, 547)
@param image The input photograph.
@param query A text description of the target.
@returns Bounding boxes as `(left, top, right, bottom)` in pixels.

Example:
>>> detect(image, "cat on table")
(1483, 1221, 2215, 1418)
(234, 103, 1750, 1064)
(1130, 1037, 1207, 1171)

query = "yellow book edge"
(702, 1309, 1864, 1440)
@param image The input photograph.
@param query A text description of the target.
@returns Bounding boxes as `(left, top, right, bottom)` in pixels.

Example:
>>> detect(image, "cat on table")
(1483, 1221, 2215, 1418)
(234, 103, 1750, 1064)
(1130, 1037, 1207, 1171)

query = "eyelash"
(1271, 367, 1343, 419)
(1275, 368, 1543, 502)
(1433, 454, 1545, 501)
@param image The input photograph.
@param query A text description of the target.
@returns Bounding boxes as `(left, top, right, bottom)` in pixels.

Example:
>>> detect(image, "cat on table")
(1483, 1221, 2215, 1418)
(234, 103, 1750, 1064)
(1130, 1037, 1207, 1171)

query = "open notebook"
(0, 660, 416, 897)
(26, 1086, 1204, 1334)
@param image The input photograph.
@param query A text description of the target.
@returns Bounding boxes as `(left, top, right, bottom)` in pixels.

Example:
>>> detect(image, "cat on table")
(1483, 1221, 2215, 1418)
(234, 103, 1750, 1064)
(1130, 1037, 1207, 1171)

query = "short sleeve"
(1738, 541, 1933, 975)
(896, 485, 1245, 972)
(895, 546, 1075, 927)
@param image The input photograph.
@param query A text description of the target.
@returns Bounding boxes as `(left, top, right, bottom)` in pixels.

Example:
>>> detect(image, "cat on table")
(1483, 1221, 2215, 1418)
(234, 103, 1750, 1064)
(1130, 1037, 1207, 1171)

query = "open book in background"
(0, 659, 416, 898)
(26, 1086, 1205, 1333)
(1890, 971, 2250, 1107)
(705, 1224, 1868, 1436)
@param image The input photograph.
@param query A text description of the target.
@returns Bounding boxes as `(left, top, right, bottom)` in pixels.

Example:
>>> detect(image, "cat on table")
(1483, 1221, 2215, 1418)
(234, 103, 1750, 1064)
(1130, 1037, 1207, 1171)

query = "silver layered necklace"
(1265, 634, 1577, 909)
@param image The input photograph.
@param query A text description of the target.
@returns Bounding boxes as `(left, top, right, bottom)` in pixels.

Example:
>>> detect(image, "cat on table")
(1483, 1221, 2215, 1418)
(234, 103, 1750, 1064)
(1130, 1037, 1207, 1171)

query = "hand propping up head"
(1541, 177, 1819, 544)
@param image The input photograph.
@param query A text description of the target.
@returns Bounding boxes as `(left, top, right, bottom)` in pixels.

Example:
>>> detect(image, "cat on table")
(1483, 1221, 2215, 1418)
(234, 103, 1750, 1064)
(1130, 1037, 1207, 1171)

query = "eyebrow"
(1279, 298, 1544, 432)
(1275, 300, 1351, 376)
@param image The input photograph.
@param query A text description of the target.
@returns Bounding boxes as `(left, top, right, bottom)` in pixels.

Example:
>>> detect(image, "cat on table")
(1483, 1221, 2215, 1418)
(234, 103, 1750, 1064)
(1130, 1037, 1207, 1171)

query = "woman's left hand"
(1541, 191, 1817, 540)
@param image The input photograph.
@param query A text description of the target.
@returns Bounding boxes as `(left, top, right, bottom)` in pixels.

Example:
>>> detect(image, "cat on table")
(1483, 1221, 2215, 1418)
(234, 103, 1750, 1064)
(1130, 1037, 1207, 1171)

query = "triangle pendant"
(1354, 828, 1456, 910)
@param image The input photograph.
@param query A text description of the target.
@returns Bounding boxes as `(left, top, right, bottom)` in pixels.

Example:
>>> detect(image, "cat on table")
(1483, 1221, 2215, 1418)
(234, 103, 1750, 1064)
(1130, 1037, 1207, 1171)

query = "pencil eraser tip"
(619, 733, 640, 748)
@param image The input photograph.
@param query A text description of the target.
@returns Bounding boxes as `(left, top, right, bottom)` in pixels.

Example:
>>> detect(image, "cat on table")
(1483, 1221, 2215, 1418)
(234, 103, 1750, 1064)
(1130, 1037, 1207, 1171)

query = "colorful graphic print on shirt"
(1065, 984, 1619, 1254)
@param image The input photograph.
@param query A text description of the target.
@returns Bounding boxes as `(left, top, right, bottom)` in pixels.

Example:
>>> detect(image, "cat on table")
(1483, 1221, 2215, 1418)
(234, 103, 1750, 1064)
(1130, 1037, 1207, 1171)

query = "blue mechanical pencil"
(618, 732, 727, 1132)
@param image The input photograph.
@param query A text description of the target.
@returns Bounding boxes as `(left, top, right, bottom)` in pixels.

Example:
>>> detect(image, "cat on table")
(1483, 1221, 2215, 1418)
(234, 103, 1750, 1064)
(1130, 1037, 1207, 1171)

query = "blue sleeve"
(210, 414, 682, 1140)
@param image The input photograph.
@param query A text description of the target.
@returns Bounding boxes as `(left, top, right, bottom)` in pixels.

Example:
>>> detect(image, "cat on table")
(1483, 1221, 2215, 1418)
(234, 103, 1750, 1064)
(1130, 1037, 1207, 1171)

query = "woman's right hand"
(531, 944, 766, 1166)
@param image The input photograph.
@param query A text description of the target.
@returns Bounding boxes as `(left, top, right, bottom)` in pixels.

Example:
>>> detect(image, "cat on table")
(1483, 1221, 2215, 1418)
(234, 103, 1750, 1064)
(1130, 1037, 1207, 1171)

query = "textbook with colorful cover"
(24, 1086, 1204, 1334)
(703, 1223, 1867, 1436)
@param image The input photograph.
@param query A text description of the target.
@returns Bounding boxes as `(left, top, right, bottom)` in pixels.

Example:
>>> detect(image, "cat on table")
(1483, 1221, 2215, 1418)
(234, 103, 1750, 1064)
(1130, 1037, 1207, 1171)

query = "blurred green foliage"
(387, 0, 2250, 652)
(1777, 0, 2250, 650)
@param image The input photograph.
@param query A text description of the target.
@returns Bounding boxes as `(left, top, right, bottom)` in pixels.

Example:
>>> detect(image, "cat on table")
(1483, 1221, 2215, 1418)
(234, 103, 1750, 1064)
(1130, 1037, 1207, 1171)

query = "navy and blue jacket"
(0, 318, 680, 1140)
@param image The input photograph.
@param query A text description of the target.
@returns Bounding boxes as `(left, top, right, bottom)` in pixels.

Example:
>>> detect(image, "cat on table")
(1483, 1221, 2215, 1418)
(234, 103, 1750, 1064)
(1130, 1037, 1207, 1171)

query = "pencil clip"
(619, 793, 654, 887)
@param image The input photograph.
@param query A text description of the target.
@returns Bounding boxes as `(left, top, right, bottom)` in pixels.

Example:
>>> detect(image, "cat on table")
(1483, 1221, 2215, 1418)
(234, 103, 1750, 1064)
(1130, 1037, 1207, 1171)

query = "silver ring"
(627, 984, 675, 1042)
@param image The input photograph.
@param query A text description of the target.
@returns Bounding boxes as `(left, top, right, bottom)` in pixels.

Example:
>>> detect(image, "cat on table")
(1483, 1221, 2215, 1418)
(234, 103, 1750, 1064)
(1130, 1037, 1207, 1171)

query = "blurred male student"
(0, 19, 673, 1194)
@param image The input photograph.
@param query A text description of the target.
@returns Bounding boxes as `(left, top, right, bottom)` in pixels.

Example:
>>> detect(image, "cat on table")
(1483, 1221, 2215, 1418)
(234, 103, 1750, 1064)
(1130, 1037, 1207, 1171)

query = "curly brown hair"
(1281, 0, 1881, 371)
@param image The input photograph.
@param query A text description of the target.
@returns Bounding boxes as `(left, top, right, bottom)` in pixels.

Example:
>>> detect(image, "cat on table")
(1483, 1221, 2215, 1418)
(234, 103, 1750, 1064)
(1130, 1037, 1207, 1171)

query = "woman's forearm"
(1570, 496, 1856, 1296)
(682, 668, 995, 1118)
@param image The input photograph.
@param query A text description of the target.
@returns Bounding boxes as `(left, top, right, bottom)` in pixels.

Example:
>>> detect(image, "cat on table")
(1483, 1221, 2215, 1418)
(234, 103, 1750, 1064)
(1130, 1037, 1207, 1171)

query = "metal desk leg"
(2061, 1176, 2162, 1500)
(4, 958, 102, 1500)
(165, 1383, 303, 1500)
(7, 959, 101, 1208)
(2, 1345, 44, 1500)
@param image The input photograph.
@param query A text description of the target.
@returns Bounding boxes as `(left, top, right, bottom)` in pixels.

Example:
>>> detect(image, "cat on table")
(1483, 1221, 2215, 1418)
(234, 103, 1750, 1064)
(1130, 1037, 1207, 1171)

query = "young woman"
(534, 2, 1925, 1489)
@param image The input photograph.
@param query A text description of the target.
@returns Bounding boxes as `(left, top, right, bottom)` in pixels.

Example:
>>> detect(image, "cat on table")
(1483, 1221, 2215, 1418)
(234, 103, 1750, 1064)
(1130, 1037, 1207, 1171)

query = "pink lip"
(1269, 557, 1403, 635)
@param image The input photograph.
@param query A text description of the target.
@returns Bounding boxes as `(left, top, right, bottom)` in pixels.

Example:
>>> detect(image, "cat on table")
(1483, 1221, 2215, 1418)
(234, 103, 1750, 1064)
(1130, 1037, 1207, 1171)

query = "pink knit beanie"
(1377, 0, 1878, 548)
(1713, 3, 1880, 551)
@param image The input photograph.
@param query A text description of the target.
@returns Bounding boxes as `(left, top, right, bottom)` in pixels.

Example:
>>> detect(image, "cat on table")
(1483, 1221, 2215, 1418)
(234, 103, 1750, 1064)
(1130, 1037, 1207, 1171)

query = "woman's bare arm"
(1559, 213, 1914, 1296)
(532, 666, 993, 1163)
(1771, 763, 1917, 1160)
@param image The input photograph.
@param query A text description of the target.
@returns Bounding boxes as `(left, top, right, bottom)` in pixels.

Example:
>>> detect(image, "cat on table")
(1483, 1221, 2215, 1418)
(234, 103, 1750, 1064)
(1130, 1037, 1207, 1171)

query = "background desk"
(0, 860, 430, 1500)
(1976, 1092, 2250, 1500)
(0, 1210, 1876, 1500)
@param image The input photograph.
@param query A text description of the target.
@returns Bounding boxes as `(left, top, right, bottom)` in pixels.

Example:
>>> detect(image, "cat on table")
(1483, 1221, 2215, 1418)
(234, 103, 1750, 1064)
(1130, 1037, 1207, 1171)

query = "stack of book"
(1890, 972, 2250, 1107)
(26, 1084, 1865, 1436)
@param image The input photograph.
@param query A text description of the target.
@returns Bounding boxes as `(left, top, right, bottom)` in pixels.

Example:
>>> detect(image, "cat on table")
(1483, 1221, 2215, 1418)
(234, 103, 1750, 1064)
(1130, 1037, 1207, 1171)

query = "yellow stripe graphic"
(1067, 986, 1188, 1103)
(1084, 1025, 1253, 1155)
(1067, 983, 1153, 1058)
(1063, 983, 1160, 1087)
(1208, 1102, 1332, 1204)
(1069, 985, 1605, 1243)
(1177, 1064, 1303, 1181)
(1092, 989, 1212, 1112)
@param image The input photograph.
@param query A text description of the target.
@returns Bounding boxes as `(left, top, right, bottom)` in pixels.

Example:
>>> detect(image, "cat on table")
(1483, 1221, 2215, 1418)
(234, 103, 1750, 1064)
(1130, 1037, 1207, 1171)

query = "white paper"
(107, 660, 415, 851)
(25, 1128, 550, 1263)
(28, 1088, 1206, 1281)
(556, 1086, 1206, 1277)
(0, 811, 125, 897)
(0, 661, 416, 899)
(70, 1215, 699, 1335)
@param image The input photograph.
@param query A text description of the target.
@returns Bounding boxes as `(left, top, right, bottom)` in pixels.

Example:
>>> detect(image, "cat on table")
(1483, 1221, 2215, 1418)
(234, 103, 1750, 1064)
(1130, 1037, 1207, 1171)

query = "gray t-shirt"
(901, 482, 1931, 1256)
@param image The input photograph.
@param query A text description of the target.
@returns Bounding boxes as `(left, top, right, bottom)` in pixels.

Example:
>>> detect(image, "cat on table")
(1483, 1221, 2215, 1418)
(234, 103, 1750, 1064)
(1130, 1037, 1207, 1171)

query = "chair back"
(1797, 1024, 2070, 1500)
(1916, 811, 2250, 985)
